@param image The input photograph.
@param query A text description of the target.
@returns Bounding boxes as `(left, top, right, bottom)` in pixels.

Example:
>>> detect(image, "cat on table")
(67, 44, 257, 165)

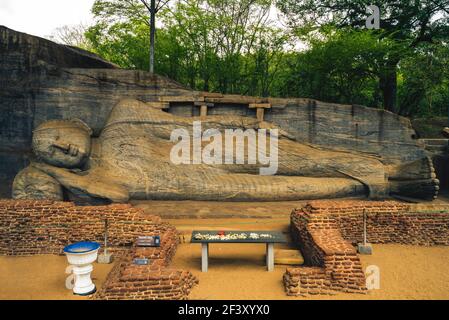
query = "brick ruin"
(284, 203, 367, 296)
(2, 199, 449, 299)
(284, 200, 449, 296)
(0, 200, 198, 300)
(94, 246, 198, 300)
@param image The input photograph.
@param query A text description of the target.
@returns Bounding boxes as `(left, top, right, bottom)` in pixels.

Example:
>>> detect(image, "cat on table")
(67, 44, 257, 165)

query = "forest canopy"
(55, 0, 449, 118)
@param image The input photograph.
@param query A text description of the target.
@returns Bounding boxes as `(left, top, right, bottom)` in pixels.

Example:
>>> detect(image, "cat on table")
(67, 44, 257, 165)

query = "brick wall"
(302, 200, 449, 246)
(0, 200, 170, 255)
(284, 206, 366, 296)
(0, 200, 198, 300)
(93, 245, 198, 300)
(285, 200, 449, 296)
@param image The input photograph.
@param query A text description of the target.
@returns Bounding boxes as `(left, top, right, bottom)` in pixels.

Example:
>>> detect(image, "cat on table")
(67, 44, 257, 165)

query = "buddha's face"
(32, 120, 92, 168)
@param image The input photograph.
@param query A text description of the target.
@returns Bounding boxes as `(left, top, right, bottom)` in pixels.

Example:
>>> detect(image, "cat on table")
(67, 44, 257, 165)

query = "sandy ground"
(167, 218, 449, 300)
(173, 243, 449, 300)
(0, 255, 114, 300)
(1, 211, 449, 300)
(1, 244, 448, 300)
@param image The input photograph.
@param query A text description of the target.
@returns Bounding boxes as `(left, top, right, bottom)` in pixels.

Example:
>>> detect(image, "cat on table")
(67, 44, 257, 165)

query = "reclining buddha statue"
(13, 99, 439, 204)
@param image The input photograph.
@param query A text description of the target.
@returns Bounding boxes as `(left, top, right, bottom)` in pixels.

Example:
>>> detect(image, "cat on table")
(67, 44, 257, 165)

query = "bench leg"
(266, 243, 274, 271)
(201, 243, 209, 272)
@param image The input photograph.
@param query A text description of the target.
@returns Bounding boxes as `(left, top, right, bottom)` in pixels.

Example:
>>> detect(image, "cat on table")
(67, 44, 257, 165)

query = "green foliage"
(82, 0, 449, 118)
(399, 44, 449, 117)
(277, 0, 449, 115)
(273, 28, 394, 107)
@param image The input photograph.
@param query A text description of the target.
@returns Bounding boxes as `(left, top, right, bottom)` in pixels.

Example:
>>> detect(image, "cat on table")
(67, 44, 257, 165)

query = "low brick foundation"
(0, 200, 198, 300)
(93, 246, 198, 300)
(284, 204, 366, 296)
(284, 200, 449, 296)
(304, 200, 449, 246)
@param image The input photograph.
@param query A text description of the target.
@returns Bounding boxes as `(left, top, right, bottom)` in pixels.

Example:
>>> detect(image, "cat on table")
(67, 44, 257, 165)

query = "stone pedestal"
(98, 252, 114, 264)
(357, 243, 373, 255)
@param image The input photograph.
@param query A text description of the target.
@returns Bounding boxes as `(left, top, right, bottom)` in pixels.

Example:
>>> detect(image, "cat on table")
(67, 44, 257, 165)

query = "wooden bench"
(191, 231, 287, 272)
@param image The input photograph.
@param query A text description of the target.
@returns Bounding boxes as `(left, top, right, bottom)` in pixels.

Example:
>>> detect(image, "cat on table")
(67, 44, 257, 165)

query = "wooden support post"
(194, 102, 214, 119)
(249, 103, 272, 122)
(201, 243, 209, 272)
(200, 105, 208, 118)
(266, 243, 274, 272)
(257, 108, 265, 122)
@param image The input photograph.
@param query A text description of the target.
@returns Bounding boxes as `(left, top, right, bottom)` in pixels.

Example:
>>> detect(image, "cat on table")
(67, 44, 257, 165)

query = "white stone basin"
(64, 242, 100, 296)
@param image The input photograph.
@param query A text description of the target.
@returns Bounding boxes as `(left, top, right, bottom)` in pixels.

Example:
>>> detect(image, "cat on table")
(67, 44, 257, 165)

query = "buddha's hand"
(52, 141, 86, 158)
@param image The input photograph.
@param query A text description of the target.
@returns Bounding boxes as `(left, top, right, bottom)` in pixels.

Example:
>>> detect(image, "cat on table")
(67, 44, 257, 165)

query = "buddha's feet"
(389, 157, 440, 200)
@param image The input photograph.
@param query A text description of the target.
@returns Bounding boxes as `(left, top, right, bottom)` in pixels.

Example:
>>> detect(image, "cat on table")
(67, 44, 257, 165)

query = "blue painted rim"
(64, 242, 100, 254)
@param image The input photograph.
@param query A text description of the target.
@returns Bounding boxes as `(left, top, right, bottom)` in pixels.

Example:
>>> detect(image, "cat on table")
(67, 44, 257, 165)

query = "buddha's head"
(32, 119, 92, 168)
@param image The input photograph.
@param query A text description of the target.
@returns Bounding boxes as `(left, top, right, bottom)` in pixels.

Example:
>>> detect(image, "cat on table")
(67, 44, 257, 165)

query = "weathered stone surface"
(0, 26, 188, 197)
(12, 166, 63, 200)
(12, 99, 439, 202)
(0, 26, 436, 200)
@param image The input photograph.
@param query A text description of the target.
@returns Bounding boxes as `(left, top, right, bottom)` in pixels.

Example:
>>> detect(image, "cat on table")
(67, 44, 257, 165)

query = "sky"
(0, 0, 95, 38)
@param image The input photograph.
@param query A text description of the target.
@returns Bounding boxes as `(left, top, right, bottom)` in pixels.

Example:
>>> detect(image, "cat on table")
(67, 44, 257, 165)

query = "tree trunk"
(379, 60, 398, 112)
(149, 0, 156, 74)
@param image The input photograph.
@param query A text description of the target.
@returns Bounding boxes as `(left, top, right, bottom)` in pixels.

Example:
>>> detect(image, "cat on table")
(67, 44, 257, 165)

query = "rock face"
(0, 26, 435, 200)
(12, 99, 440, 203)
(0, 26, 188, 197)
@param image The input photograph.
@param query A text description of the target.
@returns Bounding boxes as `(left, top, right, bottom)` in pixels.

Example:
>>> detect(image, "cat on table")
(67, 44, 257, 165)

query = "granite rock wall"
(0, 26, 428, 198)
(0, 26, 189, 197)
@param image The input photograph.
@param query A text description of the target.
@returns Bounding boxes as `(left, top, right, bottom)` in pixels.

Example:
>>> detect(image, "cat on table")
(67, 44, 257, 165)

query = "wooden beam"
(205, 95, 264, 104)
(159, 95, 204, 103)
(194, 102, 215, 107)
(249, 103, 272, 109)
(200, 92, 223, 98)
(146, 101, 170, 109)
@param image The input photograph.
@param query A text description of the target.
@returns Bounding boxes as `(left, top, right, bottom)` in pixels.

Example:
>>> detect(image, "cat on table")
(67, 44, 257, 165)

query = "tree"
(272, 27, 391, 107)
(48, 24, 92, 50)
(86, 0, 287, 95)
(161, 0, 284, 93)
(89, 0, 170, 73)
(277, 0, 449, 112)
(399, 43, 449, 117)
(139, 0, 171, 73)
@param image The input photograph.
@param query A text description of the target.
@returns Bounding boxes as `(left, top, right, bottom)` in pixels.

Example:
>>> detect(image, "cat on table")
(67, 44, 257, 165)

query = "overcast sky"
(0, 0, 95, 38)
